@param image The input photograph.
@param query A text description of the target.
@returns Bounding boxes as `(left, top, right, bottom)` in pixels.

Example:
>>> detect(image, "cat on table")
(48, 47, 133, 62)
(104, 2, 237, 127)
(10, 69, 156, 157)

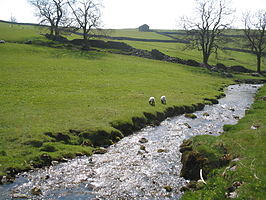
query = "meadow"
(0, 22, 234, 175)
(0, 21, 265, 199)
(92, 28, 263, 71)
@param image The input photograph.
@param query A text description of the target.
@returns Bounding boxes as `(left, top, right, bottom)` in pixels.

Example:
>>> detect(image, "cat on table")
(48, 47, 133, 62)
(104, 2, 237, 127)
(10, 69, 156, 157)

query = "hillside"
(0, 20, 265, 199)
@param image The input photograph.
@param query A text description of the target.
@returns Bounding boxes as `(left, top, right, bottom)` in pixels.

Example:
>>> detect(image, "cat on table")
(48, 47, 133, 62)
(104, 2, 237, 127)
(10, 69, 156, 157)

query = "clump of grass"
(40, 144, 57, 152)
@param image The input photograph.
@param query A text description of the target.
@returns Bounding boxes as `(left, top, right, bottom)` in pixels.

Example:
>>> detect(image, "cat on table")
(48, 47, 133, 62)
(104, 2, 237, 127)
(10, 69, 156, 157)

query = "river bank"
(0, 84, 262, 199)
(181, 84, 266, 200)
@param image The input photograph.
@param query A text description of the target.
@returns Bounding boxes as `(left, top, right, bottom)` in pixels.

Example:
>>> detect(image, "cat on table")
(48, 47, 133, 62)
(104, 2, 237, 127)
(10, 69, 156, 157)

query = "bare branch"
(28, 0, 69, 36)
(243, 10, 266, 73)
(67, 0, 102, 43)
(181, 0, 234, 64)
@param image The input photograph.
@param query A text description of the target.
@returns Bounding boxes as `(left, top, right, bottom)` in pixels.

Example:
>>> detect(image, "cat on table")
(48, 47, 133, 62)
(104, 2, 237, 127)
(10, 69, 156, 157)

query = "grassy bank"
(181, 84, 266, 200)
(0, 41, 233, 177)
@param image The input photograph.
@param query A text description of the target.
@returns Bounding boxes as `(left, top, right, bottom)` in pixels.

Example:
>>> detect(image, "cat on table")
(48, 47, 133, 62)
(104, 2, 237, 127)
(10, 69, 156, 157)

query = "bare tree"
(9, 15, 17, 28)
(28, 0, 68, 36)
(68, 0, 101, 44)
(10, 15, 17, 23)
(181, 0, 233, 65)
(244, 10, 266, 73)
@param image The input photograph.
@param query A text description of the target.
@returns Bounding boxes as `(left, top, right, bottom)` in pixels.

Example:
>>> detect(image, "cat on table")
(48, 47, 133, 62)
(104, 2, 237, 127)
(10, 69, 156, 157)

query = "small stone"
(157, 149, 168, 153)
(203, 112, 210, 116)
(229, 108, 235, 112)
(229, 165, 237, 171)
(93, 148, 107, 154)
(184, 113, 197, 119)
(12, 193, 29, 199)
(139, 137, 148, 143)
(251, 124, 260, 130)
(140, 145, 146, 151)
(0, 176, 7, 184)
(184, 123, 191, 128)
(163, 185, 173, 192)
(30, 187, 42, 196)
(233, 115, 240, 120)
(227, 191, 238, 198)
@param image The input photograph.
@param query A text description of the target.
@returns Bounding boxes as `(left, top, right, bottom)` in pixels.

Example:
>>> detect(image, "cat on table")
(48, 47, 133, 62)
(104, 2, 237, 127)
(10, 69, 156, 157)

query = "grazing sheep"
(0, 40, 5, 44)
(160, 96, 166, 104)
(149, 96, 155, 106)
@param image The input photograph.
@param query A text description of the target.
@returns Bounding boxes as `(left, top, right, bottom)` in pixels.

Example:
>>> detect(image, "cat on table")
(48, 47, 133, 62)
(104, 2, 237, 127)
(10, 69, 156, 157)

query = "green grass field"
(63, 25, 263, 72)
(115, 40, 261, 71)
(0, 22, 47, 42)
(0, 20, 265, 199)
(108, 29, 172, 40)
(0, 22, 236, 175)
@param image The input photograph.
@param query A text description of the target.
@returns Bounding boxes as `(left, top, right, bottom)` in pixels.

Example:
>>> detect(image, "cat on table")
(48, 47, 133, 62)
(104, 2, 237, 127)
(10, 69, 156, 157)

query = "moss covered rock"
(185, 113, 197, 119)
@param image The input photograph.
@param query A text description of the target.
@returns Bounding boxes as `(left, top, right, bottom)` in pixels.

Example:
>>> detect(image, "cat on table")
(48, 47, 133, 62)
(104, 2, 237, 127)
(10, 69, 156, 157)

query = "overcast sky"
(0, 0, 265, 29)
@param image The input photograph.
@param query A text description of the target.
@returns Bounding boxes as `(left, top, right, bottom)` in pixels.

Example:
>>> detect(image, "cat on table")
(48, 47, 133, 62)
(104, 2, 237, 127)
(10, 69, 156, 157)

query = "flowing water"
(0, 84, 262, 200)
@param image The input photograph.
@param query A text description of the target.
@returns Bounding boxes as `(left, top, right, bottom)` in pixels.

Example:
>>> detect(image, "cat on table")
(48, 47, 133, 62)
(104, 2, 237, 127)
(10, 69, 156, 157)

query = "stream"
(0, 84, 262, 200)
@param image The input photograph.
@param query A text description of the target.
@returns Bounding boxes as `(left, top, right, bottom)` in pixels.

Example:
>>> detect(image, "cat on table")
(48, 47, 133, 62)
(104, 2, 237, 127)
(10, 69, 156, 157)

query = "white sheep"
(160, 96, 166, 104)
(0, 40, 5, 44)
(149, 96, 155, 106)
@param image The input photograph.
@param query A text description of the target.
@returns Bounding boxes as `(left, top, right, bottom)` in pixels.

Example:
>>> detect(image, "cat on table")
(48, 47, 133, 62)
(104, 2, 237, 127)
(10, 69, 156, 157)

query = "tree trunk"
(83, 33, 87, 41)
(203, 52, 209, 65)
(55, 28, 60, 36)
(257, 54, 261, 74)
(50, 27, 54, 35)
(82, 29, 90, 50)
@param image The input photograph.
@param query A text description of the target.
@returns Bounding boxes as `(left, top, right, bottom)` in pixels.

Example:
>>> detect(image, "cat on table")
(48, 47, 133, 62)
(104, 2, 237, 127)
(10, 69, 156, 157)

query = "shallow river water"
(0, 84, 262, 200)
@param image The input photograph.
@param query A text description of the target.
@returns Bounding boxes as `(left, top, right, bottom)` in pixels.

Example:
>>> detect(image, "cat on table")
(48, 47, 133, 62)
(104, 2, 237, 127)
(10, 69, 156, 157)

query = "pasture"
(0, 20, 265, 194)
